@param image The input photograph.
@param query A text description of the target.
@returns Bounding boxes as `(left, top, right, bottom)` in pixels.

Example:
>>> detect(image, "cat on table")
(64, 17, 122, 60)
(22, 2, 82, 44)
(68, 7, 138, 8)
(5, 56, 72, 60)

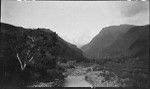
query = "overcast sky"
(1, 0, 149, 47)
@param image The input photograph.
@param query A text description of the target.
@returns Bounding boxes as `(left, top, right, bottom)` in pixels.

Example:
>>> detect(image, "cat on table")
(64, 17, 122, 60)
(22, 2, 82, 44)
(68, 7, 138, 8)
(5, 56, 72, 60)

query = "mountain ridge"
(81, 24, 149, 59)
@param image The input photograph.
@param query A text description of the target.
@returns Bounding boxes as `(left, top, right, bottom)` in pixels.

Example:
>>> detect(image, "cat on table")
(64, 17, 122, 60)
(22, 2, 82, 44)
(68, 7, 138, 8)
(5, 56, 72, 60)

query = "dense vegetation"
(0, 23, 85, 88)
(90, 56, 149, 87)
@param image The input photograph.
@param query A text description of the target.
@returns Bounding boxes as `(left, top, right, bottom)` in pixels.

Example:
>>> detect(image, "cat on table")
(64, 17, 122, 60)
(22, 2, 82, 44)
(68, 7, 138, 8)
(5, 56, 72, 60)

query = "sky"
(1, 0, 149, 47)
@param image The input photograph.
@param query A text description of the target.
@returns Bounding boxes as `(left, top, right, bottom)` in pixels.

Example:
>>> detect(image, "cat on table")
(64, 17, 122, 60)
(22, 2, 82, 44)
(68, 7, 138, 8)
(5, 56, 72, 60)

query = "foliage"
(95, 56, 149, 87)
(0, 23, 84, 87)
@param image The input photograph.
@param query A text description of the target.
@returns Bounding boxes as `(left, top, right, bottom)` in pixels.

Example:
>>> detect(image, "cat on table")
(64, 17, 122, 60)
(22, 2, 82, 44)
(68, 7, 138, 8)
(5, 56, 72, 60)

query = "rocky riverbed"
(30, 62, 128, 87)
(63, 62, 127, 87)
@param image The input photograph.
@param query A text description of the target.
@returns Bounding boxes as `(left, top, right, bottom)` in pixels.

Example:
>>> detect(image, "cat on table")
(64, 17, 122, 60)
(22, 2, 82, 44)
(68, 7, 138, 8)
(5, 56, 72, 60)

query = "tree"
(9, 30, 58, 71)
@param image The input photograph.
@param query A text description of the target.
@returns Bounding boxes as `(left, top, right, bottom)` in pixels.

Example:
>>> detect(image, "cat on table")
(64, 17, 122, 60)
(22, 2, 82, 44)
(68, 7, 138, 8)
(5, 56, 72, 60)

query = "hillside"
(105, 25, 149, 58)
(81, 25, 149, 59)
(0, 22, 85, 61)
(81, 25, 135, 59)
(0, 22, 85, 87)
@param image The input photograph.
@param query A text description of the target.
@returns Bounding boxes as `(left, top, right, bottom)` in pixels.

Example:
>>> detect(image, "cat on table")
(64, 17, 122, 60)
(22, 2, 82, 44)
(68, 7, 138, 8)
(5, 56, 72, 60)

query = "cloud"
(116, 1, 149, 17)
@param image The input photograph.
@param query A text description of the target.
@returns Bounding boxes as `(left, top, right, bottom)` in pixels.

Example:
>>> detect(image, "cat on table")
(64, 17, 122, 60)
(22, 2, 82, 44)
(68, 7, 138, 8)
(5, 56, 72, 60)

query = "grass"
(94, 56, 149, 87)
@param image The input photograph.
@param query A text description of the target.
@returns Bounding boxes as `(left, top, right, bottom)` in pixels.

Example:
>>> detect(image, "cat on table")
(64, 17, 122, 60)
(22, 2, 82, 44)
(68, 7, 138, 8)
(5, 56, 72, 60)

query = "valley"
(0, 23, 149, 88)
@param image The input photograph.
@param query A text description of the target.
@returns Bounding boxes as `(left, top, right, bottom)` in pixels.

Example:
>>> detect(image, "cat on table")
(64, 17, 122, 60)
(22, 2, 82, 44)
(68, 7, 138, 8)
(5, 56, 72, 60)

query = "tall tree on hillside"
(9, 30, 58, 71)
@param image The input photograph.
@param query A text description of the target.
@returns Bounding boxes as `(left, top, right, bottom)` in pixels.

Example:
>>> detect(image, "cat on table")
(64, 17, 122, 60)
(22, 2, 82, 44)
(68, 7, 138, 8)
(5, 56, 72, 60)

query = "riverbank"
(85, 71, 121, 87)
(29, 78, 64, 87)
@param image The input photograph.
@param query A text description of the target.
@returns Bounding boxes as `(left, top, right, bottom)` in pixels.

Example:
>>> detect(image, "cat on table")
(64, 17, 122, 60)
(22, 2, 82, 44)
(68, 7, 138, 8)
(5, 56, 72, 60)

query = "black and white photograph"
(0, 0, 149, 88)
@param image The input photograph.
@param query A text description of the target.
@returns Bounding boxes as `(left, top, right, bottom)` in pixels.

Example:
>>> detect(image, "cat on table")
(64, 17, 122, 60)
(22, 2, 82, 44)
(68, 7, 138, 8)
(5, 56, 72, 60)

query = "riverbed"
(30, 63, 121, 87)
(64, 75, 93, 87)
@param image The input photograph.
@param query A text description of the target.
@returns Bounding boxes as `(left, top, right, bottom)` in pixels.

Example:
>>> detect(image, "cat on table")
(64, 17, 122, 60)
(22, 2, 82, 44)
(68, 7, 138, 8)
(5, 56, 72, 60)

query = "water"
(64, 75, 93, 87)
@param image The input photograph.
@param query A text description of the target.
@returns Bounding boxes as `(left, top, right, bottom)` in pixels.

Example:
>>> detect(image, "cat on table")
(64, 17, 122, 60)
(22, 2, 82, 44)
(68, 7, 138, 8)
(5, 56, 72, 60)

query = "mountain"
(81, 25, 135, 59)
(107, 25, 149, 57)
(0, 22, 85, 87)
(0, 22, 84, 61)
(81, 24, 149, 59)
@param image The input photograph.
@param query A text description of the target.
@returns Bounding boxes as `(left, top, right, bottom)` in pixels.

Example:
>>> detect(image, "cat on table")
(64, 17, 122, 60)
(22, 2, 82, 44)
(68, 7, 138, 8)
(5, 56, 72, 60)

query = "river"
(64, 75, 93, 87)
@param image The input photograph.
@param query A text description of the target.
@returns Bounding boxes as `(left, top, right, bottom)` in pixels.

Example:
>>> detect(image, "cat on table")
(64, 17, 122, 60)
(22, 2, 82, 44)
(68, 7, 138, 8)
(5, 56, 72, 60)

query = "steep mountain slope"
(0, 22, 85, 87)
(0, 22, 84, 61)
(105, 25, 149, 57)
(81, 25, 149, 59)
(81, 25, 135, 59)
